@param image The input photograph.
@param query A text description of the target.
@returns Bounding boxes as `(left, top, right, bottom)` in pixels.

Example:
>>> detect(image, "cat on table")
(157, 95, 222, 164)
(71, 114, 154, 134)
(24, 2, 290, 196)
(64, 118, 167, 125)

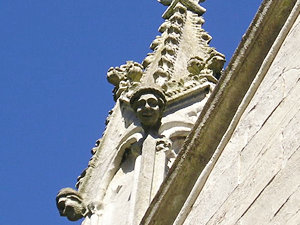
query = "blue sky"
(0, 1, 262, 224)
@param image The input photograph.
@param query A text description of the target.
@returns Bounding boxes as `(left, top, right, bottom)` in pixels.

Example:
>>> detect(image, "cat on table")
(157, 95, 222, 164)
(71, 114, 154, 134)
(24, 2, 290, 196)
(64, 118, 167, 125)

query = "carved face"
(134, 94, 162, 127)
(56, 192, 85, 221)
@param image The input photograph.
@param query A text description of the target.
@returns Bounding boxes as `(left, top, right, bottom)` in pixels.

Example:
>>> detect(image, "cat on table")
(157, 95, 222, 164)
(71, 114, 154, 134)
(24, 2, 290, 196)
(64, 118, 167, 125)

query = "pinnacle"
(158, 0, 206, 7)
(162, 0, 206, 19)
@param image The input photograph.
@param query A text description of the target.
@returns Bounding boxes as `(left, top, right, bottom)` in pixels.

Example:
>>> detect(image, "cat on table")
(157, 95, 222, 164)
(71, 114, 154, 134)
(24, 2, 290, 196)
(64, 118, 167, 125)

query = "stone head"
(130, 88, 166, 129)
(56, 188, 86, 221)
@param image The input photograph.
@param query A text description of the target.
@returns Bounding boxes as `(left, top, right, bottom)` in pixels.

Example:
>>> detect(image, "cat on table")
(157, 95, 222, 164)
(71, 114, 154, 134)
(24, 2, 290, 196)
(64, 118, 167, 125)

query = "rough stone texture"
(56, 1, 224, 224)
(183, 13, 300, 225)
(141, 1, 298, 225)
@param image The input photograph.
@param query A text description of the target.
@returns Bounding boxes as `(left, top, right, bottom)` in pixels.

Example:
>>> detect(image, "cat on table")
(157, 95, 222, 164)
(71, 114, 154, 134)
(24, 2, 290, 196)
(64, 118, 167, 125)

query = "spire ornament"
(107, 0, 225, 104)
(160, 0, 206, 19)
(57, 2, 225, 225)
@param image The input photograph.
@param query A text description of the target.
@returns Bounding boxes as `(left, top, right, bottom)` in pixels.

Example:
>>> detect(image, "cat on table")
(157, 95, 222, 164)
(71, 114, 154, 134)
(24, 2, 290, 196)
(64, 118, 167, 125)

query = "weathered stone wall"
(183, 14, 300, 225)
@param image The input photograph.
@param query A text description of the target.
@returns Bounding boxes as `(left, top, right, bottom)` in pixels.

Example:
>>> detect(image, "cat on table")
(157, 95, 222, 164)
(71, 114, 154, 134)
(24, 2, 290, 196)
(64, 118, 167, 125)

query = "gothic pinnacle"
(161, 0, 206, 19)
(158, 0, 206, 5)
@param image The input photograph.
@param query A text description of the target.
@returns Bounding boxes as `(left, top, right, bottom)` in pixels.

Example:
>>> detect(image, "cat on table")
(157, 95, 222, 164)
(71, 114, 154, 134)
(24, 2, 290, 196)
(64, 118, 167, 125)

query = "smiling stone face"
(130, 88, 166, 129)
(134, 94, 161, 127)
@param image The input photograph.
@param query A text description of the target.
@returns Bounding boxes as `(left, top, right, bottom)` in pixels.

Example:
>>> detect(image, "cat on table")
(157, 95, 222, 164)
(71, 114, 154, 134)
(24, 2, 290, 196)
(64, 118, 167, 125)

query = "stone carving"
(56, 1, 226, 224)
(156, 137, 172, 152)
(107, 61, 143, 100)
(156, 137, 176, 169)
(75, 138, 102, 189)
(187, 56, 205, 75)
(206, 51, 226, 78)
(105, 2, 224, 103)
(56, 188, 87, 221)
(159, 0, 207, 7)
(162, 0, 206, 19)
(153, 5, 186, 87)
(130, 87, 166, 129)
(86, 88, 169, 225)
(187, 53, 225, 79)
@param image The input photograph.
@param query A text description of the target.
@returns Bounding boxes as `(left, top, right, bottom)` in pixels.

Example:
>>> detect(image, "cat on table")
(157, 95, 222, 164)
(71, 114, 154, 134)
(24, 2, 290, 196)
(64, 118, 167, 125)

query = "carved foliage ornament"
(107, 61, 143, 100)
(106, 1, 225, 102)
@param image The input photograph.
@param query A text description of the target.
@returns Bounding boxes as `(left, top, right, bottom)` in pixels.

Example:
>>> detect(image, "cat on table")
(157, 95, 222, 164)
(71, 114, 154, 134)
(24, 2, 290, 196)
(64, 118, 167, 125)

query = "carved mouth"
(142, 112, 153, 117)
(142, 114, 152, 118)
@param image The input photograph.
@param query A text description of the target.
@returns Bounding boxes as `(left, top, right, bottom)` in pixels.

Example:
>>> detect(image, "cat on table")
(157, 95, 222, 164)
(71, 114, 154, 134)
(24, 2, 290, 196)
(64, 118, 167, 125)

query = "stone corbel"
(56, 188, 87, 221)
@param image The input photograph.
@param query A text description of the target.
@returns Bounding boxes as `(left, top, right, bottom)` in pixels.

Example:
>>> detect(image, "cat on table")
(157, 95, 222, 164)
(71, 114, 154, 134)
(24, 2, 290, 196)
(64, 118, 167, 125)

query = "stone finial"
(162, 0, 206, 19)
(158, 0, 206, 7)
(56, 188, 87, 221)
(106, 0, 225, 103)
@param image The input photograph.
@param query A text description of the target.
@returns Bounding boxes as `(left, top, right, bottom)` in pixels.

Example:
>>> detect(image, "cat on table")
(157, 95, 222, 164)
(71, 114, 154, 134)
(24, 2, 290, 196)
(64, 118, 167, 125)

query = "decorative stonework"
(153, 5, 186, 87)
(161, 0, 207, 19)
(56, 1, 225, 224)
(156, 136, 176, 169)
(107, 1, 224, 104)
(130, 87, 166, 130)
(107, 61, 143, 101)
(56, 188, 87, 221)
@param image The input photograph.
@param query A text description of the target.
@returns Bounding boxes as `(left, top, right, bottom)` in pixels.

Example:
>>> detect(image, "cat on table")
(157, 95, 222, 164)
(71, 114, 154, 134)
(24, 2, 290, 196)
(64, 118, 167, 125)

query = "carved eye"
(57, 200, 66, 211)
(136, 100, 146, 109)
(147, 98, 158, 107)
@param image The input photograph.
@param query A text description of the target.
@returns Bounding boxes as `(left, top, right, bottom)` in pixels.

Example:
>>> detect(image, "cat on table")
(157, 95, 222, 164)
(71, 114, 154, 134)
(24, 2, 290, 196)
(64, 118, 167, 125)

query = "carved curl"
(56, 188, 87, 221)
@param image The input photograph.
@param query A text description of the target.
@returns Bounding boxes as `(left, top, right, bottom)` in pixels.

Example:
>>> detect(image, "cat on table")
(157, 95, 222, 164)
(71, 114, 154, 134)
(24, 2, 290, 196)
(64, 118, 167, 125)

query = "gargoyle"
(56, 188, 87, 221)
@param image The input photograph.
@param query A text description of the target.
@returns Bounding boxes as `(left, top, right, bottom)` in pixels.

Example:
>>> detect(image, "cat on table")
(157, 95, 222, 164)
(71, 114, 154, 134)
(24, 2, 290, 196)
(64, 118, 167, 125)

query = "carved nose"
(144, 102, 151, 109)
(57, 200, 66, 214)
